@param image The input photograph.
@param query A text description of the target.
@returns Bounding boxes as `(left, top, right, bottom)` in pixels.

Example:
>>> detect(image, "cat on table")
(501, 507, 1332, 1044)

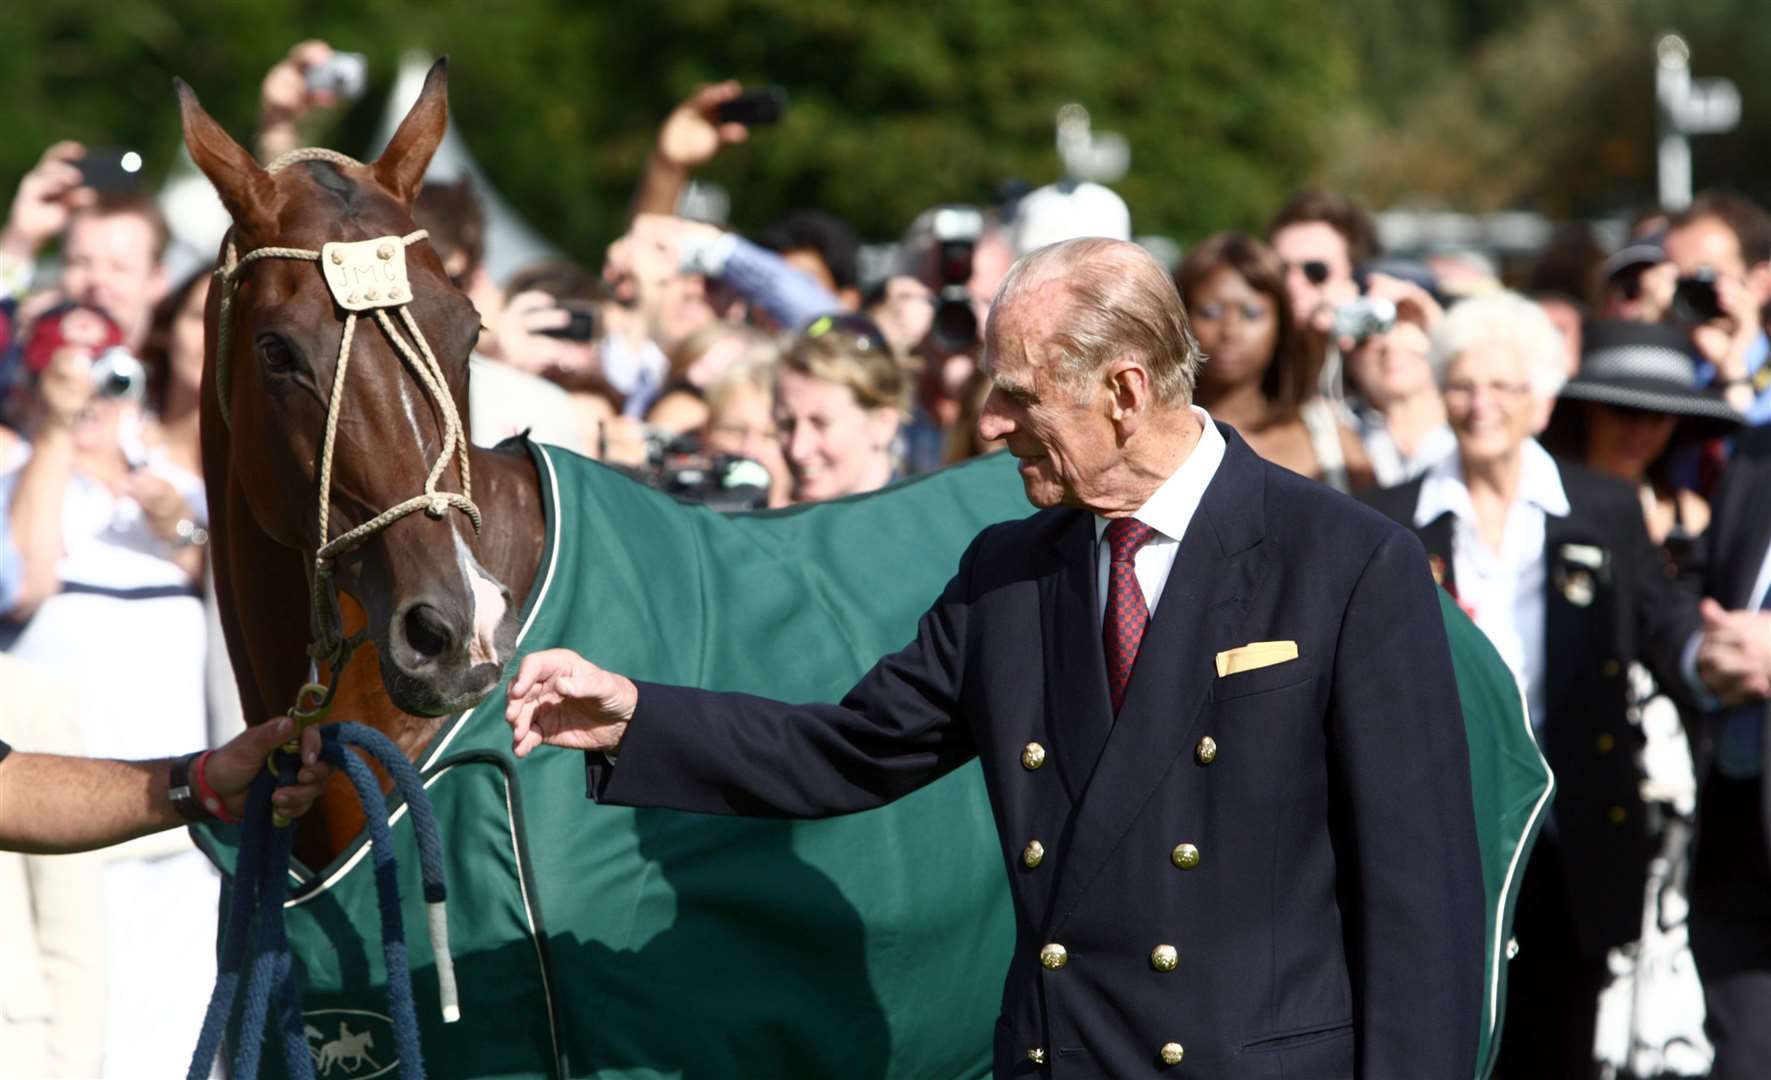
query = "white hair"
(1429, 290, 1568, 398)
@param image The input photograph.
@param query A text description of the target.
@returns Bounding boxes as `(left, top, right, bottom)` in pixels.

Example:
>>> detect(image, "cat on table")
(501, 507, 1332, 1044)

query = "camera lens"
(932, 297, 978, 351)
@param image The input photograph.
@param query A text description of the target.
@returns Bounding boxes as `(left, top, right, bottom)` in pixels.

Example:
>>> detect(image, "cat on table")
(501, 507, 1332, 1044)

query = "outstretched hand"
(506, 648, 639, 757)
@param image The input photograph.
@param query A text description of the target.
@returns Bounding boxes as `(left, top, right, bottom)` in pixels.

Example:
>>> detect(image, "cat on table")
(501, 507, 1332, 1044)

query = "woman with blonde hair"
(775, 314, 907, 503)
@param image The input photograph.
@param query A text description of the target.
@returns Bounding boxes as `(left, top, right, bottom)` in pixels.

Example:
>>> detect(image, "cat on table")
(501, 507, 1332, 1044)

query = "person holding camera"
(2, 302, 219, 1072)
(1176, 232, 1374, 491)
(1637, 191, 1771, 426)
(1344, 271, 1456, 485)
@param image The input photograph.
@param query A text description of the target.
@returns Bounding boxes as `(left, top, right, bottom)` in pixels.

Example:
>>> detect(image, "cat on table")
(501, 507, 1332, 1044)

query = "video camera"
(929, 206, 983, 351)
(617, 428, 771, 513)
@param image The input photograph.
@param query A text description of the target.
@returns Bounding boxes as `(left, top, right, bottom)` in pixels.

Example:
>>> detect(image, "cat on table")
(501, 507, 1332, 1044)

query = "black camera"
(929, 206, 983, 351)
(618, 429, 770, 512)
(1671, 271, 1724, 325)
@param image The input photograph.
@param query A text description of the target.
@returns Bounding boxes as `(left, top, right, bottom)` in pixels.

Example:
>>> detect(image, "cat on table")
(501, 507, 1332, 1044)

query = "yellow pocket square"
(1215, 641, 1299, 677)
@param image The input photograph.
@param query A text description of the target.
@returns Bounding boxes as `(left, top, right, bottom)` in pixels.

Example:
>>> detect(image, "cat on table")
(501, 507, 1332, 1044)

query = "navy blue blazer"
(593, 426, 1484, 1079)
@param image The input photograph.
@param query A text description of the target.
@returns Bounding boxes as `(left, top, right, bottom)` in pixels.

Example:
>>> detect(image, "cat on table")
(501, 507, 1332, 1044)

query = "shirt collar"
(1414, 437, 1569, 529)
(1093, 405, 1226, 544)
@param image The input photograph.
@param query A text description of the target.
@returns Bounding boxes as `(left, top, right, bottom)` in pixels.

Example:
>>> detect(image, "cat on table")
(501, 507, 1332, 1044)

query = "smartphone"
(1672, 272, 1723, 325)
(78, 148, 144, 193)
(715, 86, 787, 127)
(537, 303, 599, 342)
(306, 52, 369, 101)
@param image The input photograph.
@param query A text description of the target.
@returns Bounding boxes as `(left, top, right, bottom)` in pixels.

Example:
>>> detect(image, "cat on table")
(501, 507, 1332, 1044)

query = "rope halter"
(211, 148, 482, 684)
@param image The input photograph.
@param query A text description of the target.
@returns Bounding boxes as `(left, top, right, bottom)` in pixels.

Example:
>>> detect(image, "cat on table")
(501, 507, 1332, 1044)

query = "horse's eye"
(257, 334, 298, 374)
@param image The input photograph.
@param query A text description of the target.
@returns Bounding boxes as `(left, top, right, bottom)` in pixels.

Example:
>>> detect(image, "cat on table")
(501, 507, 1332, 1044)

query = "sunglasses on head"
(803, 313, 888, 353)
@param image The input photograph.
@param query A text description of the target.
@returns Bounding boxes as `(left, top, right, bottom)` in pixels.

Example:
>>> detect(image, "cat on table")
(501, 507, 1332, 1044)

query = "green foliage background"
(6, 0, 1771, 262)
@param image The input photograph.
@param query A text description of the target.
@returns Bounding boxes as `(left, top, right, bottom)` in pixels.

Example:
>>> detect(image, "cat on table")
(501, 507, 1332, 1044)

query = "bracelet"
(167, 752, 208, 824)
(192, 750, 243, 825)
(172, 518, 210, 549)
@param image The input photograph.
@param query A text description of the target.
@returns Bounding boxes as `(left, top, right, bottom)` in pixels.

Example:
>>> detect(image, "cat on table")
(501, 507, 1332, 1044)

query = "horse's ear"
(175, 78, 279, 235)
(373, 57, 448, 209)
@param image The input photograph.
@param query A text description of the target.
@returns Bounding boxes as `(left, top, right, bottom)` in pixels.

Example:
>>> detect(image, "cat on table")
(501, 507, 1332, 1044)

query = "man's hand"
(1697, 598, 1771, 706)
(1363, 272, 1445, 334)
(655, 82, 751, 172)
(205, 716, 332, 821)
(506, 648, 638, 757)
(2, 142, 93, 260)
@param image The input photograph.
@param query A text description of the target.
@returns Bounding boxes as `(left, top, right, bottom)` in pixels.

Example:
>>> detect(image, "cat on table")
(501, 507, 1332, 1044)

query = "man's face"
(1270, 221, 1354, 328)
(976, 295, 1121, 509)
(1663, 216, 1747, 281)
(61, 212, 164, 348)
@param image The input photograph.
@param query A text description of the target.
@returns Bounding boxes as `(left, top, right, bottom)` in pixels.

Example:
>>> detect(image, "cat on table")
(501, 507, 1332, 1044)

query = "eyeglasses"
(1442, 379, 1532, 402)
(803, 313, 888, 354)
(1195, 301, 1271, 323)
(1286, 260, 1331, 286)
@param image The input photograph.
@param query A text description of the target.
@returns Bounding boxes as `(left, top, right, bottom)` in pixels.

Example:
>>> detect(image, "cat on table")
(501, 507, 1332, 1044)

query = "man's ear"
(1747, 261, 1771, 308)
(1105, 360, 1151, 424)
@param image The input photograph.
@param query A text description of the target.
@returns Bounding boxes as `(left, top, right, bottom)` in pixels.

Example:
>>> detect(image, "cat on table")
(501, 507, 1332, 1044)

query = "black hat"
(1559, 320, 1743, 440)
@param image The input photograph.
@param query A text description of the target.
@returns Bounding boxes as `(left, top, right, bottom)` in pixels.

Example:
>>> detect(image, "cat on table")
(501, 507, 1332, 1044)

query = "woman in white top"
(3, 301, 219, 1076)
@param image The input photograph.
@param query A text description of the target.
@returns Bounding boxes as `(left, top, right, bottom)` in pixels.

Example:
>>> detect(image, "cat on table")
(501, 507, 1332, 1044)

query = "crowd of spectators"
(3, 37, 1771, 1080)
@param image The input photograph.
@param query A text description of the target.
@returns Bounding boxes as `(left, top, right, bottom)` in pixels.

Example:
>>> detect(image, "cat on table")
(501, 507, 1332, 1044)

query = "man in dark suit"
(1689, 424, 1771, 1080)
(507, 238, 1485, 1078)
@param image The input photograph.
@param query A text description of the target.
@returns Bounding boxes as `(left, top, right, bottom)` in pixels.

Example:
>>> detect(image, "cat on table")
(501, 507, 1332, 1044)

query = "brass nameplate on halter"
(321, 236, 412, 312)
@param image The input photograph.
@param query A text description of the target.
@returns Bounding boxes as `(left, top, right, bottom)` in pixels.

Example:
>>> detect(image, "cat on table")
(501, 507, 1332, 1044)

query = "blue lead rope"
(187, 722, 458, 1080)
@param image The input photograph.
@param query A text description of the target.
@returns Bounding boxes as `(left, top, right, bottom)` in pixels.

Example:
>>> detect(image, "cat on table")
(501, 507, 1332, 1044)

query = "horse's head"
(178, 61, 516, 718)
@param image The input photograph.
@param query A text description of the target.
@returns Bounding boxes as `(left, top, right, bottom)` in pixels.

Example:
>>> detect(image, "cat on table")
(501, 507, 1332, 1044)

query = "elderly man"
(508, 238, 1484, 1078)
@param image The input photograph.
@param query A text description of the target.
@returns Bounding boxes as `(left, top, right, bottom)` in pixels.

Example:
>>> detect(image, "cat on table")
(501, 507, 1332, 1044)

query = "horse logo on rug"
(302, 1010, 396, 1078)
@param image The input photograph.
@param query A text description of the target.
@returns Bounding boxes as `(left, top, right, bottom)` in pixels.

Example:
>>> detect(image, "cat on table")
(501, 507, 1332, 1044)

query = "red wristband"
(192, 750, 243, 825)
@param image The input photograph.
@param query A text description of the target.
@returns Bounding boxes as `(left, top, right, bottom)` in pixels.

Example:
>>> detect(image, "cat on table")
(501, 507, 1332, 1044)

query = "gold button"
(1608, 805, 1627, 825)
(1151, 944, 1178, 972)
(1022, 742, 1047, 770)
(1602, 659, 1621, 678)
(330, 250, 345, 265)
(1596, 733, 1615, 753)
(377, 242, 395, 260)
(1023, 840, 1045, 868)
(1027, 1047, 1046, 1065)
(1160, 1042, 1185, 1065)
(1195, 736, 1217, 765)
(1171, 843, 1200, 870)
(1039, 942, 1068, 970)
(365, 287, 380, 302)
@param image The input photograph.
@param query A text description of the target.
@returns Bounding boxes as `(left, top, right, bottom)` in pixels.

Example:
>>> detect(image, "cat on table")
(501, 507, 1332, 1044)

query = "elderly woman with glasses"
(1363, 290, 1705, 1080)
(775, 314, 907, 504)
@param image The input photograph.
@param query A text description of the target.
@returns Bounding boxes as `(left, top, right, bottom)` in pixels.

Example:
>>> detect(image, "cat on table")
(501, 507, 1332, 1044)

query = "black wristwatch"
(168, 751, 209, 823)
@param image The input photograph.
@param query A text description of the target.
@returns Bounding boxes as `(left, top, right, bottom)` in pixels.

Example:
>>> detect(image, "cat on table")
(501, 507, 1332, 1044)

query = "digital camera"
(90, 347, 147, 403)
(1332, 297, 1398, 344)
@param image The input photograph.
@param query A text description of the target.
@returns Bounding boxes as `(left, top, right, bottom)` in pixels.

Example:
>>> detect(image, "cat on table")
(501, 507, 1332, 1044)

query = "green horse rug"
(194, 442, 1551, 1079)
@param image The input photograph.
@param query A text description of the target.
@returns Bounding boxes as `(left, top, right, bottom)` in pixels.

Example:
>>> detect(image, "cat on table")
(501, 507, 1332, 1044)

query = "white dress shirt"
(1093, 407, 1227, 625)
(1415, 439, 1570, 735)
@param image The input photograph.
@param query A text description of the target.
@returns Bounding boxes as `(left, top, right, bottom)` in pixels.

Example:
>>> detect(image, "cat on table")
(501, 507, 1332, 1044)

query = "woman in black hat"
(1544, 320, 1746, 570)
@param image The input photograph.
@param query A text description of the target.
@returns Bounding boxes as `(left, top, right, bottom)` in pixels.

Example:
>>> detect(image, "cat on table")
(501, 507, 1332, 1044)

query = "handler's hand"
(206, 716, 333, 821)
(506, 648, 638, 757)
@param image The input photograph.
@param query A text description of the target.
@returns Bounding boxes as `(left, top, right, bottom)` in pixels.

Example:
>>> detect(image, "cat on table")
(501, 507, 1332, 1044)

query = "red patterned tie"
(1102, 517, 1156, 714)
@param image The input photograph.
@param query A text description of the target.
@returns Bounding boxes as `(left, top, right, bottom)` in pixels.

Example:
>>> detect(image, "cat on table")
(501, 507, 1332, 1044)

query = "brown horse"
(178, 60, 545, 867)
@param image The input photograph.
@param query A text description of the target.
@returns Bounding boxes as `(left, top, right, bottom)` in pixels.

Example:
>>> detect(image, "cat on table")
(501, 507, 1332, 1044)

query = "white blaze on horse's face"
(453, 529, 507, 669)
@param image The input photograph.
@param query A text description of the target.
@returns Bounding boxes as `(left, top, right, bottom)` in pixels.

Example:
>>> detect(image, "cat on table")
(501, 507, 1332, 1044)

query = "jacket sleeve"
(1328, 528, 1484, 1080)
(585, 532, 984, 818)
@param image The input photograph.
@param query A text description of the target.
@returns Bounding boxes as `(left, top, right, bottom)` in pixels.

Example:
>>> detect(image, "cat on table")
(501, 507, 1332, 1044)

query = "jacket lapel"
(1039, 511, 1113, 801)
(1417, 512, 1457, 600)
(1049, 426, 1266, 929)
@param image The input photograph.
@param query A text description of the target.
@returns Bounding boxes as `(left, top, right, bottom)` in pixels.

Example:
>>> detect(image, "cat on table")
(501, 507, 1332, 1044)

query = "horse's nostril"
(402, 603, 455, 661)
